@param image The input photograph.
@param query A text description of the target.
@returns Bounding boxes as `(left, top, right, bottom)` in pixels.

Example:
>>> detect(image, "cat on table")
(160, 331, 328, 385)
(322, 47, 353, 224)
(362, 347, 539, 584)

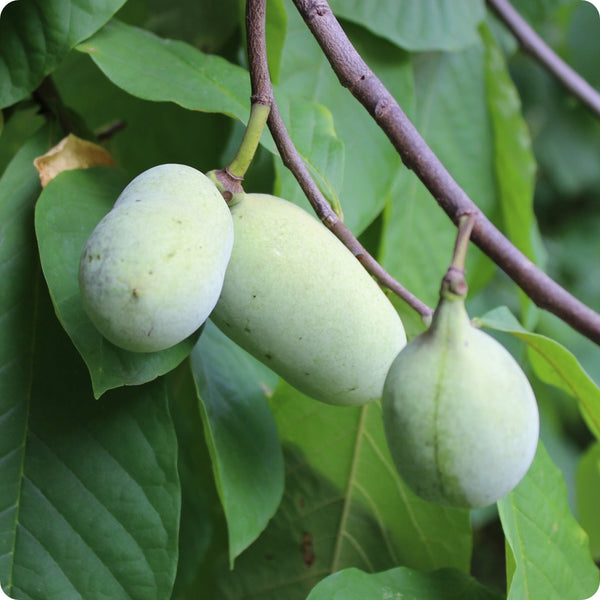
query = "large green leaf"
(278, 12, 413, 234)
(306, 566, 503, 600)
(0, 132, 181, 600)
(190, 321, 283, 566)
(381, 44, 497, 308)
(214, 383, 472, 599)
(76, 19, 344, 207)
(476, 306, 600, 441)
(481, 23, 541, 325)
(35, 167, 198, 398)
(0, 128, 48, 597)
(52, 50, 234, 181)
(0, 0, 127, 108)
(576, 442, 600, 562)
(76, 20, 250, 122)
(329, 0, 485, 51)
(498, 443, 599, 600)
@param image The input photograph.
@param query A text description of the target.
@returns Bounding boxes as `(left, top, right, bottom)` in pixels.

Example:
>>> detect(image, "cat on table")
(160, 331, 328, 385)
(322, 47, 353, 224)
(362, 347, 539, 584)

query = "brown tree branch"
(486, 0, 600, 119)
(289, 0, 600, 345)
(245, 0, 434, 321)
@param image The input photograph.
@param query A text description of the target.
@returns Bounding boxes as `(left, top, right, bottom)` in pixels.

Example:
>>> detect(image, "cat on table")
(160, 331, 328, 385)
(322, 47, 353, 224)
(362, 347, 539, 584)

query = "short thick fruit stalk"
(381, 216, 539, 508)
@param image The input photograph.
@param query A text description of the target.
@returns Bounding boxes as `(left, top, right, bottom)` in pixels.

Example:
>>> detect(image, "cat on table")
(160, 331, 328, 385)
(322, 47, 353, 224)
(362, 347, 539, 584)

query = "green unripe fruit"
(210, 192, 407, 406)
(382, 287, 539, 508)
(79, 164, 233, 353)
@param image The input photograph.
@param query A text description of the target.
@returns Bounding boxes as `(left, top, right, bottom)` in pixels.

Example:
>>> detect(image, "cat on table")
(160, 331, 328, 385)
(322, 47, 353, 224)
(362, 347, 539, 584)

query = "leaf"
(167, 362, 218, 600)
(0, 0, 127, 108)
(498, 443, 599, 600)
(34, 167, 198, 398)
(328, 0, 486, 52)
(0, 128, 48, 596)
(75, 19, 344, 208)
(0, 132, 180, 600)
(278, 11, 414, 233)
(576, 442, 600, 562)
(481, 23, 541, 324)
(77, 20, 251, 123)
(274, 98, 345, 219)
(476, 306, 600, 441)
(190, 321, 284, 566)
(306, 566, 503, 600)
(214, 383, 472, 599)
(33, 133, 115, 187)
(52, 51, 233, 180)
(380, 44, 497, 307)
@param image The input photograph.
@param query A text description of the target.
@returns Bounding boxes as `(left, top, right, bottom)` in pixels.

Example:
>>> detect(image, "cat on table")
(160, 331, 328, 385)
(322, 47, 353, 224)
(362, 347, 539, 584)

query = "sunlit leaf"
(476, 306, 600, 440)
(498, 443, 599, 600)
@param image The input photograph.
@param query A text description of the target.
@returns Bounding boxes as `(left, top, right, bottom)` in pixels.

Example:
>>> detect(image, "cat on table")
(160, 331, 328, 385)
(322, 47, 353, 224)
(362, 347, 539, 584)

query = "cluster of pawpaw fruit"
(79, 162, 539, 508)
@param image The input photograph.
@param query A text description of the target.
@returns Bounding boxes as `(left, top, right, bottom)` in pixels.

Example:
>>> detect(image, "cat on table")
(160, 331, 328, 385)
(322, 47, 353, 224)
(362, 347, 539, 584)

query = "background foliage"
(1, 0, 599, 599)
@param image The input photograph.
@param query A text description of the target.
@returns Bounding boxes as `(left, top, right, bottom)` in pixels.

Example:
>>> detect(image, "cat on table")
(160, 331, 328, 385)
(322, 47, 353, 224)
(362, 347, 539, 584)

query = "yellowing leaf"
(33, 133, 115, 187)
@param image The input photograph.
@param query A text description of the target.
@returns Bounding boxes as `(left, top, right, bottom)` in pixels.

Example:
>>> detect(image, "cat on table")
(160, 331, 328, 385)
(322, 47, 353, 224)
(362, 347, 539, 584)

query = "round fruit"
(382, 286, 539, 508)
(210, 192, 407, 406)
(79, 163, 233, 352)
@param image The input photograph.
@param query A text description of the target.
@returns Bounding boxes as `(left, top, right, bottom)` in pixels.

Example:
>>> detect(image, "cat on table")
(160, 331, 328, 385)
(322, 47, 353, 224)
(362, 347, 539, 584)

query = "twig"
(486, 0, 600, 119)
(245, 0, 433, 321)
(290, 0, 600, 345)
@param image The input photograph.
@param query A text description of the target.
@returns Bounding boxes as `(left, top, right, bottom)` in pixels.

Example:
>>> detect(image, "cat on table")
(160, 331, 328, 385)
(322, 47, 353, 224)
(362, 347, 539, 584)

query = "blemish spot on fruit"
(131, 288, 139, 299)
(264, 352, 273, 360)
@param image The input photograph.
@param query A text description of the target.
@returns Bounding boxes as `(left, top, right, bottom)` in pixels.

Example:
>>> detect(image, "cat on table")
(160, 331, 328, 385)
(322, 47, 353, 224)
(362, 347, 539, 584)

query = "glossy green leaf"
(498, 443, 599, 600)
(576, 442, 600, 562)
(214, 383, 472, 599)
(481, 23, 541, 324)
(0, 132, 180, 600)
(476, 306, 600, 440)
(0, 0, 127, 108)
(190, 321, 283, 566)
(278, 11, 413, 234)
(306, 566, 503, 600)
(76, 19, 343, 206)
(0, 129, 48, 596)
(380, 44, 497, 308)
(274, 98, 345, 218)
(77, 20, 251, 122)
(329, 0, 485, 51)
(53, 50, 234, 180)
(35, 167, 198, 398)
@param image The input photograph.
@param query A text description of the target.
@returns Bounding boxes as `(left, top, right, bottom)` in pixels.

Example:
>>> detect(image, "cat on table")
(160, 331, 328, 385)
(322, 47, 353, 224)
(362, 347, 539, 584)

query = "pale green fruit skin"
(210, 193, 407, 406)
(79, 164, 233, 353)
(382, 295, 539, 508)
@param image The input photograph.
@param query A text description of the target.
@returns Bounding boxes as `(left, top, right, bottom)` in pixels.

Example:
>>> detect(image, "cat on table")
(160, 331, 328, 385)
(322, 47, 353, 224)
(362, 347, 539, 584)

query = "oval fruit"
(382, 288, 539, 508)
(210, 192, 407, 406)
(79, 164, 233, 352)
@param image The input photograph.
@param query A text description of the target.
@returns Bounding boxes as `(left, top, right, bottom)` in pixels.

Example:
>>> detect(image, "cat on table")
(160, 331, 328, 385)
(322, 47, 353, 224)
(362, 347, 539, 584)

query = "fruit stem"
(227, 102, 271, 179)
(441, 212, 477, 298)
